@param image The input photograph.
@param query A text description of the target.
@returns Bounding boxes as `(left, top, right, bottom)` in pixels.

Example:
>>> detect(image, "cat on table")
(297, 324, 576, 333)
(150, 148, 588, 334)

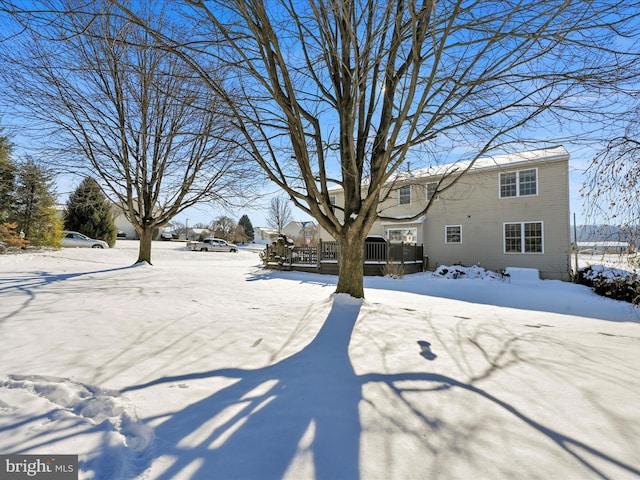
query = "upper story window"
(426, 182, 438, 202)
(328, 195, 336, 214)
(500, 168, 537, 198)
(399, 186, 411, 205)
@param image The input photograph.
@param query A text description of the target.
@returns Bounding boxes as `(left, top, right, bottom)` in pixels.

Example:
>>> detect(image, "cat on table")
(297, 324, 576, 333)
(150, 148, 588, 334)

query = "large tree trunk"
(136, 227, 154, 265)
(335, 231, 366, 298)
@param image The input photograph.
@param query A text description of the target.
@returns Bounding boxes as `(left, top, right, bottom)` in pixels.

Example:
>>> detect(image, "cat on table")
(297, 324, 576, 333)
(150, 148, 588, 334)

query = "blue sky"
(172, 144, 597, 230)
(2, 1, 633, 230)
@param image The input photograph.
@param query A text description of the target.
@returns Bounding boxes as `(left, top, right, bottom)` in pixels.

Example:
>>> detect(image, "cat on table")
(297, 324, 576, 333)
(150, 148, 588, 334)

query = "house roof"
(409, 145, 569, 180)
(576, 241, 629, 247)
(284, 220, 317, 228)
(328, 145, 569, 192)
(381, 216, 426, 225)
(255, 227, 278, 234)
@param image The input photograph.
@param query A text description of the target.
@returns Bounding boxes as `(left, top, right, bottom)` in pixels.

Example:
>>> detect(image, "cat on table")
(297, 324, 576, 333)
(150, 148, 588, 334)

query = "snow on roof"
(404, 145, 569, 181)
(327, 146, 569, 191)
(576, 241, 629, 247)
(381, 216, 426, 225)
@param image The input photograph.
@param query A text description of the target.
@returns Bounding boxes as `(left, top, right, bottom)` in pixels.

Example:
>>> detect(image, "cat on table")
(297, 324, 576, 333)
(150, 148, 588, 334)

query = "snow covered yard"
(0, 241, 639, 480)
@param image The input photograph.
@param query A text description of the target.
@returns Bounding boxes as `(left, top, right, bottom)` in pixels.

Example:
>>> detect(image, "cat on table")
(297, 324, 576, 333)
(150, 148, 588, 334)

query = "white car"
(61, 231, 109, 249)
(188, 237, 238, 252)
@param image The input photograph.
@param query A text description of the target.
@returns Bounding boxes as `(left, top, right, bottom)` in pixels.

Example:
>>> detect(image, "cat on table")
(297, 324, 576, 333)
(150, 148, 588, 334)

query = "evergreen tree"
(238, 214, 254, 242)
(12, 159, 62, 247)
(0, 134, 15, 222)
(64, 177, 117, 247)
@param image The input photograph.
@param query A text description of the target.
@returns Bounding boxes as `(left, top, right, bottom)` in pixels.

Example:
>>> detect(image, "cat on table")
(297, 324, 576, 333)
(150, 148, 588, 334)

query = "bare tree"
(211, 215, 237, 241)
(29, 1, 640, 294)
(233, 224, 248, 244)
(582, 101, 640, 247)
(113, 0, 640, 296)
(267, 196, 292, 233)
(169, 219, 185, 236)
(0, 1, 252, 264)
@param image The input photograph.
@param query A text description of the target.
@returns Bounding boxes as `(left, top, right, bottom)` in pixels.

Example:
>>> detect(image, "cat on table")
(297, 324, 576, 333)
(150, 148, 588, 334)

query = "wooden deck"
(263, 240, 426, 276)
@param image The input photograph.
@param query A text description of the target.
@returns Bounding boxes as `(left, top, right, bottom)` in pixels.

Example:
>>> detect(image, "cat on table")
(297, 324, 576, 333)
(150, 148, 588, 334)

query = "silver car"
(61, 231, 109, 248)
(189, 237, 238, 252)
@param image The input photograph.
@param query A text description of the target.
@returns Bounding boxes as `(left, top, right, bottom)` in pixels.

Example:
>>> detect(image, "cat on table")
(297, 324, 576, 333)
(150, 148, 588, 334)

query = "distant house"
(281, 221, 318, 245)
(112, 205, 137, 239)
(112, 203, 181, 241)
(255, 222, 318, 245)
(254, 227, 278, 244)
(576, 241, 629, 255)
(53, 203, 137, 239)
(57, 200, 197, 241)
(319, 146, 572, 280)
(53, 204, 66, 221)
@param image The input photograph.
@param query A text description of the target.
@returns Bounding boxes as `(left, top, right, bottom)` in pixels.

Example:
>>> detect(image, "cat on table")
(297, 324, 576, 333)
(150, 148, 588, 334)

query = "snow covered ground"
(0, 241, 639, 480)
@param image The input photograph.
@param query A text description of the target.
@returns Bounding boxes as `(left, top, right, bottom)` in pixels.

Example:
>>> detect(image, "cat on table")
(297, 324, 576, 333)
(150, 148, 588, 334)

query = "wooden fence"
(264, 239, 426, 276)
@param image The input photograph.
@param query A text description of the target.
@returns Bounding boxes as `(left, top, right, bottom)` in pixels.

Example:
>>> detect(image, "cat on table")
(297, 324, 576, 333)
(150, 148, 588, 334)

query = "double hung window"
(500, 169, 537, 198)
(445, 225, 462, 244)
(399, 186, 411, 205)
(329, 195, 336, 213)
(504, 222, 543, 253)
(426, 182, 438, 202)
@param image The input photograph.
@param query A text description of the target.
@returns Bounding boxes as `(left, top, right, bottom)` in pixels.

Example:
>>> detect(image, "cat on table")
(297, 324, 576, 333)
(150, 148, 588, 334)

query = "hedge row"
(577, 266, 640, 305)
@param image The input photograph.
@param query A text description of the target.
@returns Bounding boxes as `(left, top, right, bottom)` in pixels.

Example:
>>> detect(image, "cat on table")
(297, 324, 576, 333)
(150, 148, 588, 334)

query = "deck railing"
(264, 239, 424, 268)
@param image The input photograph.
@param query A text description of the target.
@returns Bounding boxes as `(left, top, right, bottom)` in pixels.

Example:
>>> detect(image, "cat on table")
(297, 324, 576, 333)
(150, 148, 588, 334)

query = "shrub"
(433, 264, 506, 281)
(0, 222, 28, 253)
(577, 265, 640, 305)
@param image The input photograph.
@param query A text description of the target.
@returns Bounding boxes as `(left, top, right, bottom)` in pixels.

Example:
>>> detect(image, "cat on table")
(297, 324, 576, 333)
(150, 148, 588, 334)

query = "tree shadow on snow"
(122, 295, 362, 480)
(245, 268, 338, 288)
(120, 296, 640, 480)
(0, 265, 142, 323)
(0, 264, 143, 294)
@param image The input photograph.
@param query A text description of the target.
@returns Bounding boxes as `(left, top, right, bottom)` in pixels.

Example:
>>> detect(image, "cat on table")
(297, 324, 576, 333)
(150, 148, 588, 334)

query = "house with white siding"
(320, 146, 572, 280)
